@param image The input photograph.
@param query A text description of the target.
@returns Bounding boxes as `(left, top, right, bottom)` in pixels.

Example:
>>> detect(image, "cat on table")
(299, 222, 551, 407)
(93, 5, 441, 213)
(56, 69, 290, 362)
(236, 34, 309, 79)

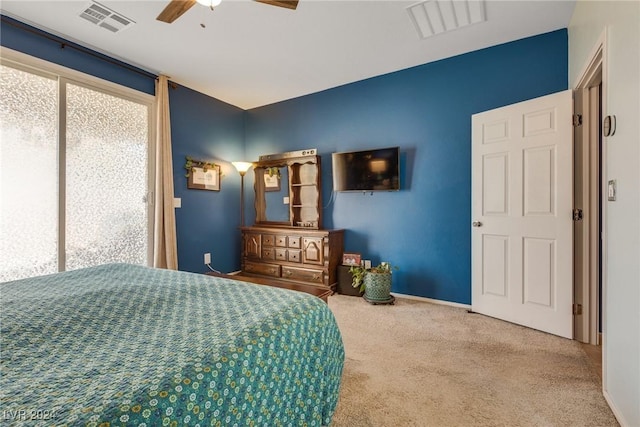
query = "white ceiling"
(1, 0, 576, 110)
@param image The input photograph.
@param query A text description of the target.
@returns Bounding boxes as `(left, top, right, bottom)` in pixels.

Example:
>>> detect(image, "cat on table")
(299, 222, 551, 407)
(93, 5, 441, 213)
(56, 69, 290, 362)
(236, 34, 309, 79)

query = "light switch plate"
(607, 180, 616, 201)
(174, 197, 182, 208)
(283, 196, 290, 204)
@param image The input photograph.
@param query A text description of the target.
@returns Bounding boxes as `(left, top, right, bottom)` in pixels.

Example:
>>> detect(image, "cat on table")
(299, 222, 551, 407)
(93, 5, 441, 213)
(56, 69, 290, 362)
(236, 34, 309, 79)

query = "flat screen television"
(332, 146, 400, 192)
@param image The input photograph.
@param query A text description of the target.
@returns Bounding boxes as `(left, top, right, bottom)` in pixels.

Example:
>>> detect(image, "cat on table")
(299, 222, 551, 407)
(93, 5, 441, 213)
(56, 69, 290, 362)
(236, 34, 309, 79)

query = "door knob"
(472, 221, 482, 227)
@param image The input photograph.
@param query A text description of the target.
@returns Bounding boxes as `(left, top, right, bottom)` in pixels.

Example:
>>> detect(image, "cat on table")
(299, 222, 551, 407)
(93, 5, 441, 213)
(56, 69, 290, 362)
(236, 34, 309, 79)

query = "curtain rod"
(1, 16, 158, 80)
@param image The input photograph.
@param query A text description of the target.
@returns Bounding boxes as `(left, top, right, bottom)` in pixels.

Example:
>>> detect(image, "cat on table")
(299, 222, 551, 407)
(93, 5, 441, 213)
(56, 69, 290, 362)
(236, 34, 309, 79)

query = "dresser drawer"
(262, 247, 275, 260)
(282, 266, 323, 284)
(262, 234, 275, 246)
(275, 235, 288, 247)
(287, 236, 301, 249)
(275, 248, 287, 261)
(244, 261, 280, 278)
(287, 250, 301, 263)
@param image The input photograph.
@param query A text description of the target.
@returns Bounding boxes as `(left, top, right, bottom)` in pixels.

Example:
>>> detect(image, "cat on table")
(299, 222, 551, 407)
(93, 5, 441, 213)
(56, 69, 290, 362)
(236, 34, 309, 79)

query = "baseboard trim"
(390, 292, 471, 310)
(226, 277, 472, 310)
(603, 389, 631, 427)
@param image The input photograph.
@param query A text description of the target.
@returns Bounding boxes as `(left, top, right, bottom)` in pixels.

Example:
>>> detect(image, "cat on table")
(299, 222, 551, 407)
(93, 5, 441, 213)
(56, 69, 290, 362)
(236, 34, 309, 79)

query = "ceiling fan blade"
(254, 0, 299, 10)
(157, 0, 197, 23)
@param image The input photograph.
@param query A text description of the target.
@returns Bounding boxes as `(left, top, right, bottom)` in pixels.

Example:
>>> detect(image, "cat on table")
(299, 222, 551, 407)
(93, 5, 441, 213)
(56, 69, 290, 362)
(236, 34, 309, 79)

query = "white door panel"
(482, 234, 509, 297)
(472, 90, 573, 339)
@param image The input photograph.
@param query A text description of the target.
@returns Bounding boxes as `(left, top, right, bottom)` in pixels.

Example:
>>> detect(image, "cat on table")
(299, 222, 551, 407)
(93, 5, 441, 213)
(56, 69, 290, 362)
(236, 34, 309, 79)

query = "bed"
(0, 263, 344, 426)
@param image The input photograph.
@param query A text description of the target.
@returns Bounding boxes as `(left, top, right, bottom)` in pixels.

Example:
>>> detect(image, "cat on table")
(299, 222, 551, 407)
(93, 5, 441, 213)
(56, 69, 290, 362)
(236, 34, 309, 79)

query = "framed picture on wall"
(188, 165, 221, 191)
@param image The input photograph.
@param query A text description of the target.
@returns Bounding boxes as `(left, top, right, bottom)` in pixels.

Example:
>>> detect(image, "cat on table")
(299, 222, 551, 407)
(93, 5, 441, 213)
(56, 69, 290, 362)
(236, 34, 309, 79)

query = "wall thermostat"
(603, 115, 616, 137)
(607, 180, 616, 201)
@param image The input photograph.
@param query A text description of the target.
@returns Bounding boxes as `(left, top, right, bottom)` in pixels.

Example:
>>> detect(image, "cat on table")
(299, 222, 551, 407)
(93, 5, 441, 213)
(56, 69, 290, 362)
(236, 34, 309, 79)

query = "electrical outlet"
(364, 260, 372, 269)
(204, 253, 211, 265)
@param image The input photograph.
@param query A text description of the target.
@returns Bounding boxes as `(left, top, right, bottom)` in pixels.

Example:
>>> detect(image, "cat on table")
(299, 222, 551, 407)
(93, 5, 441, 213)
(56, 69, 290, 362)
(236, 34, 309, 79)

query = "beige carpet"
(328, 294, 618, 427)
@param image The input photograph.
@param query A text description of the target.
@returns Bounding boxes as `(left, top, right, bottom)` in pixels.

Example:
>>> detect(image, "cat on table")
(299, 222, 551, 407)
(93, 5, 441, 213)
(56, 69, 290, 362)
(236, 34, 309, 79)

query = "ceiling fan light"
(196, 0, 222, 8)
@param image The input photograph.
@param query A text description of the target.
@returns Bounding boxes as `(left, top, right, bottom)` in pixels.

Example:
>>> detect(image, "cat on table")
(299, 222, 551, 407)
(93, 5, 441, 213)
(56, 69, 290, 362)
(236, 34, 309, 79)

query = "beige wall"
(569, 1, 640, 426)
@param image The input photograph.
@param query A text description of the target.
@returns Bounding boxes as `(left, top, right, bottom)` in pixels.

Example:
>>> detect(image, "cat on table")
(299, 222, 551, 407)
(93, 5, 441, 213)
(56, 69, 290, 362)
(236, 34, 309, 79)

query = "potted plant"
(349, 262, 397, 304)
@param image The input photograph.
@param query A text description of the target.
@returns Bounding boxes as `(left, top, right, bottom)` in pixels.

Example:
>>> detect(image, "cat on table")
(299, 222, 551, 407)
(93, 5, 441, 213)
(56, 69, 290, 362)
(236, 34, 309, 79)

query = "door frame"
(573, 67, 602, 345)
(572, 29, 607, 352)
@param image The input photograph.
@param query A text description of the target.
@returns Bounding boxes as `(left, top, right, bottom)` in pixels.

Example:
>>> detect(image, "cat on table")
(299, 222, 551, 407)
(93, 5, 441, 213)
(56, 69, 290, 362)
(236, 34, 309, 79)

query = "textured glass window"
(65, 83, 148, 270)
(0, 65, 58, 282)
(0, 62, 151, 283)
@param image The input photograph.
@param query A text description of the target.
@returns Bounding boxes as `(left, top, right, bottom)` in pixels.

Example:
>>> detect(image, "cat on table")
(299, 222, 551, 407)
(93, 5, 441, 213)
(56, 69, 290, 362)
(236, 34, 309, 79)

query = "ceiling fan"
(157, 0, 299, 24)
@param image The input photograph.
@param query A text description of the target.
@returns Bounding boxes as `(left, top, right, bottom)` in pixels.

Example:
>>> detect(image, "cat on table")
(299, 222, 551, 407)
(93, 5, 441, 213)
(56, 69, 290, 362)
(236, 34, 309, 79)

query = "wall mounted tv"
(332, 146, 400, 192)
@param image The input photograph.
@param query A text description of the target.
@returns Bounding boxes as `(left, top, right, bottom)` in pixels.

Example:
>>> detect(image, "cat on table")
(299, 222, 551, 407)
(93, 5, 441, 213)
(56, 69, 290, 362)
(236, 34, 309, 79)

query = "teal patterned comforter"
(0, 264, 344, 426)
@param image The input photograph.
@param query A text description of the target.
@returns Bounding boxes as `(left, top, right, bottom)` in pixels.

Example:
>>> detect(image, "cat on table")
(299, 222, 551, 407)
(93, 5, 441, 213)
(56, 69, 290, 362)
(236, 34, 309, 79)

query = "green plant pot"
(363, 271, 392, 302)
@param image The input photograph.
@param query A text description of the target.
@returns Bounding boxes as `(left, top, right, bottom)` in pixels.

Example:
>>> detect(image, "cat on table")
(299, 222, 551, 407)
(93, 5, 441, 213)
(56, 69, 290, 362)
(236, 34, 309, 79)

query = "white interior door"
(471, 90, 573, 339)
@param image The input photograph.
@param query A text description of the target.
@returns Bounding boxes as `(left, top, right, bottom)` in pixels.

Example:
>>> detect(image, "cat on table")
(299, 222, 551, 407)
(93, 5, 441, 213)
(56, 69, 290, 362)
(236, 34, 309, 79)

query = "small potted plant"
(349, 262, 397, 305)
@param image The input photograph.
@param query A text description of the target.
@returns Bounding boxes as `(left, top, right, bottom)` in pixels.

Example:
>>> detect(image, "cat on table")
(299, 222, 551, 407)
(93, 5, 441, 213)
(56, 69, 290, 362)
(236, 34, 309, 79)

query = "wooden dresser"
(241, 226, 344, 292)
(241, 149, 344, 292)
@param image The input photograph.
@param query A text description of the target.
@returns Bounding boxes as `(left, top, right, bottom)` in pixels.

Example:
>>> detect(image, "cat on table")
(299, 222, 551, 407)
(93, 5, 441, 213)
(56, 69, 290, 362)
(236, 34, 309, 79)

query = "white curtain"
(153, 75, 178, 269)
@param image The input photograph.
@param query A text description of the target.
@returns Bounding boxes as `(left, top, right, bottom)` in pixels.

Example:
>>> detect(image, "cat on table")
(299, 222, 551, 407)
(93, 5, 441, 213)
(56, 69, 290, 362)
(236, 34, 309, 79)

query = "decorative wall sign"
(188, 165, 221, 191)
(184, 157, 220, 191)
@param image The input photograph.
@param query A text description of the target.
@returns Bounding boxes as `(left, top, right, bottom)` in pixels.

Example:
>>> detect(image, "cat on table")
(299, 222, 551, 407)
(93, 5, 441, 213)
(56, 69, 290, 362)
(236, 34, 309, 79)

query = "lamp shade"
(232, 161, 253, 175)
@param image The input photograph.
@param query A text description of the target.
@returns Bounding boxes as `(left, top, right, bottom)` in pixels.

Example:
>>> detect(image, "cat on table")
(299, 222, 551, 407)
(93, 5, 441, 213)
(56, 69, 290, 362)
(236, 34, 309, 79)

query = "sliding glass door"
(0, 61, 154, 282)
(65, 82, 150, 271)
(0, 65, 58, 280)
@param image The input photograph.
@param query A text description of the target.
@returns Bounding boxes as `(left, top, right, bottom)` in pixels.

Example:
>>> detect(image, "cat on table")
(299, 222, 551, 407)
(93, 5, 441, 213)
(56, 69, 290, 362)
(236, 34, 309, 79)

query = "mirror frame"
(252, 154, 322, 228)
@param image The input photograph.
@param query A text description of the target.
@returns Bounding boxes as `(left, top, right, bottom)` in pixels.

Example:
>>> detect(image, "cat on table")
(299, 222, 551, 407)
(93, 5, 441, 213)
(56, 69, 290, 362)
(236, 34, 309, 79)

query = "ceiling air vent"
(407, 0, 486, 39)
(78, 1, 135, 33)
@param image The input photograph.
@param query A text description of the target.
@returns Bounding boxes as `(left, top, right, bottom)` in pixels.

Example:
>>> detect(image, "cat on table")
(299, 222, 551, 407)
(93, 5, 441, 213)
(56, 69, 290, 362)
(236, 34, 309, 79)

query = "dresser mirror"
(253, 150, 322, 229)
(257, 165, 290, 224)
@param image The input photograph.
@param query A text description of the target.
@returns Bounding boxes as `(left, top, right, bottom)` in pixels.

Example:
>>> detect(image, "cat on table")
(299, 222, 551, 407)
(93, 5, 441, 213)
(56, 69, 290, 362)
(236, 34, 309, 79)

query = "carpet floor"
(328, 294, 618, 427)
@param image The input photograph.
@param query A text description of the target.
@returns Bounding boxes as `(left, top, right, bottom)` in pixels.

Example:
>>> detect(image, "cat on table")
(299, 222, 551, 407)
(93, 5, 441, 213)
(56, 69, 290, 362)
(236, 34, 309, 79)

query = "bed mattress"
(0, 263, 344, 426)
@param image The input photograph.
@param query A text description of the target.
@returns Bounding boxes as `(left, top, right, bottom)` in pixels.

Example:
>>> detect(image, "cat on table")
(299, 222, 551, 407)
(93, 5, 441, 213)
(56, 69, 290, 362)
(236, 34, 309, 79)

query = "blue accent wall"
(169, 85, 245, 274)
(2, 16, 567, 304)
(245, 30, 568, 304)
